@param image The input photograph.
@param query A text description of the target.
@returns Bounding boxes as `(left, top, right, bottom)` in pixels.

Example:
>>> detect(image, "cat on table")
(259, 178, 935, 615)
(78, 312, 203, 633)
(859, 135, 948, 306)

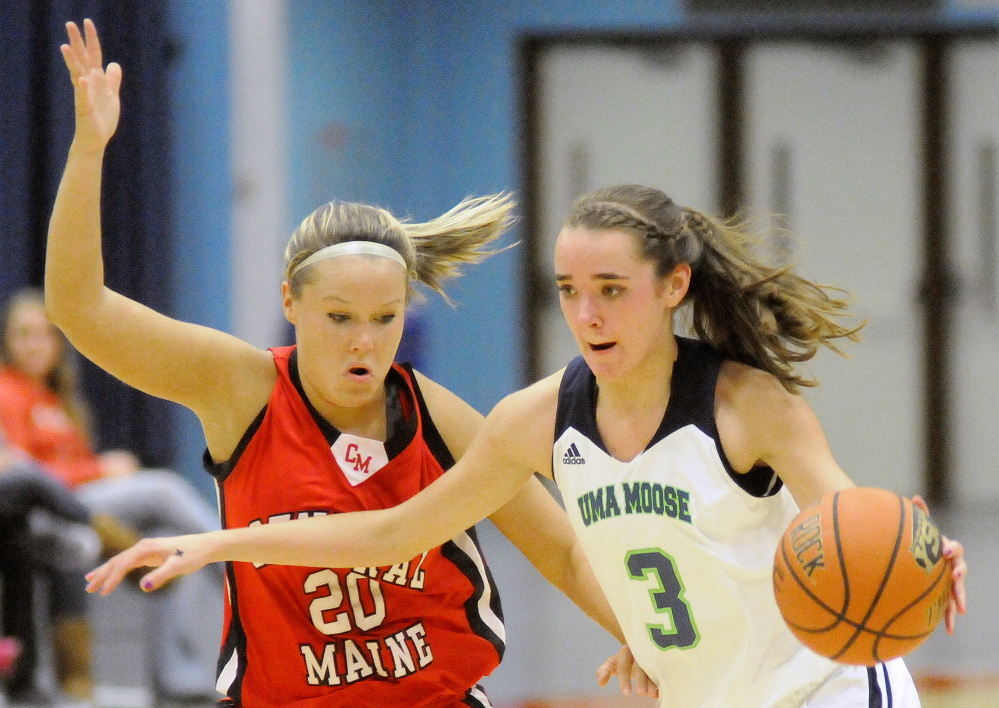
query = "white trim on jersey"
(467, 684, 493, 708)
(452, 531, 506, 644)
(216, 647, 239, 695)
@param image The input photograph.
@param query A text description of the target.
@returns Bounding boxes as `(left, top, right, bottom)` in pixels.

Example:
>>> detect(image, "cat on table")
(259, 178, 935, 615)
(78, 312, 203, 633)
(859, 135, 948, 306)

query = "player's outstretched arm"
(87, 386, 543, 593)
(415, 370, 632, 647)
(48, 19, 121, 337)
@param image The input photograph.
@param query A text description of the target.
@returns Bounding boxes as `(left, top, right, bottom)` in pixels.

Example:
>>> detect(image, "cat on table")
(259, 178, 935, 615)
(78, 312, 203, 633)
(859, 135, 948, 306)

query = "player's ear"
(281, 281, 297, 325)
(662, 263, 691, 308)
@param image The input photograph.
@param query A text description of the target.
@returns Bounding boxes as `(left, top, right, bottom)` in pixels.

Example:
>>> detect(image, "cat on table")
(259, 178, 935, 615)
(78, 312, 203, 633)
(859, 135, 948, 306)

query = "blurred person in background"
(0, 425, 100, 702)
(0, 288, 222, 701)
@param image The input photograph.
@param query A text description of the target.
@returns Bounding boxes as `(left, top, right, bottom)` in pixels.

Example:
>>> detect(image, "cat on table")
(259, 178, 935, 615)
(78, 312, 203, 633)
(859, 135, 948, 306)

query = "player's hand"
(60, 18, 121, 154)
(912, 495, 967, 634)
(596, 644, 658, 698)
(85, 534, 210, 595)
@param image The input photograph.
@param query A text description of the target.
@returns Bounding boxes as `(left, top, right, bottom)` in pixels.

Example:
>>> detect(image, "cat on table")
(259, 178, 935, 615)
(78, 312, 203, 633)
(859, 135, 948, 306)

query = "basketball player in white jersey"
(89, 185, 967, 706)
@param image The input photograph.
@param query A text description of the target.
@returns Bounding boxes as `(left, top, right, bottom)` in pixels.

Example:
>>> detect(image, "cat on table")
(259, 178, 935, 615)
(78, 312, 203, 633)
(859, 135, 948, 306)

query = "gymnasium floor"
(918, 679, 999, 708)
(499, 683, 999, 707)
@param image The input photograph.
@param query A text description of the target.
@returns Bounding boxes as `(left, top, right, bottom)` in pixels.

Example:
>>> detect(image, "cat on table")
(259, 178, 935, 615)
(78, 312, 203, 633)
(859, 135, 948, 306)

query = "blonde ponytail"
(404, 193, 516, 300)
(285, 194, 516, 302)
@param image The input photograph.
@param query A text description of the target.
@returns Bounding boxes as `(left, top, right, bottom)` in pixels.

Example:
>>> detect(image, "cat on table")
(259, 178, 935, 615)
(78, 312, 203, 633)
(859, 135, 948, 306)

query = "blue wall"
(281, 0, 998, 418)
(166, 0, 231, 493)
(283, 1, 687, 416)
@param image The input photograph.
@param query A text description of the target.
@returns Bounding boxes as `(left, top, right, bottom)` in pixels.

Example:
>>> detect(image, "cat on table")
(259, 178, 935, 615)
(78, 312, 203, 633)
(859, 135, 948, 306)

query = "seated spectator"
(0, 428, 100, 701)
(0, 289, 222, 700)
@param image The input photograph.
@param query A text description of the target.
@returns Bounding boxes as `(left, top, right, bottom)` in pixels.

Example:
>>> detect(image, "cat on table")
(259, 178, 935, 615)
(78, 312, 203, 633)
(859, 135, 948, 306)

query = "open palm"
(60, 19, 121, 152)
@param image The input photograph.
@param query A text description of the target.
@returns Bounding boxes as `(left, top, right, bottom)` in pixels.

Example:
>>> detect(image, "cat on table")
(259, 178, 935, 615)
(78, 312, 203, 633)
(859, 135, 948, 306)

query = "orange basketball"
(772, 487, 952, 666)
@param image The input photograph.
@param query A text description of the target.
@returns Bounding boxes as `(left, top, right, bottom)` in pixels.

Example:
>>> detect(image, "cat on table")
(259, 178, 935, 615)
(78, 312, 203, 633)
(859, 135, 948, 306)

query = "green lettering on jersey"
(578, 483, 692, 527)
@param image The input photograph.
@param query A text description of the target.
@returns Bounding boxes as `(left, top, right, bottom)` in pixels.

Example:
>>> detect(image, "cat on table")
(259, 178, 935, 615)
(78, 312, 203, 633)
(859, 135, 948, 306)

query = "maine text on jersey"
(576, 482, 693, 527)
(247, 509, 436, 688)
(299, 620, 433, 686)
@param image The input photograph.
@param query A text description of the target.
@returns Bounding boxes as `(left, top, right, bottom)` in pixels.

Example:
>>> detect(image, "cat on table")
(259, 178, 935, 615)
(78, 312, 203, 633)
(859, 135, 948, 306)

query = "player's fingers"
(943, 536, 965, 564)
(85, 554, 132, 596)
(615, 646, 635, 696)
(139, 559, 185, 593)
(630, 656, 659, 698)
(106, 62, 122, 94)
(941, 536, 967, 635)
(59, 43, 84, 79)
(637, 676, 659, 699)
(953, 564, 967, 616)
(943, 538, 967, 613)
(954, 569, 968, 616)
(84, 560, 111, 594)
(83, 18, 103, 67)
(65, 21, 84, 56)
(595, 656, 615, 687)
(86, 537, 171, 595)
(631, 661, 651, 696)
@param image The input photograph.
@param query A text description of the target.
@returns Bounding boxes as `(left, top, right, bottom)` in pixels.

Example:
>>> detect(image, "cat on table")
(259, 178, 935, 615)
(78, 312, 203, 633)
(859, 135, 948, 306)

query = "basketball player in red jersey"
(48, 19, 654, 706)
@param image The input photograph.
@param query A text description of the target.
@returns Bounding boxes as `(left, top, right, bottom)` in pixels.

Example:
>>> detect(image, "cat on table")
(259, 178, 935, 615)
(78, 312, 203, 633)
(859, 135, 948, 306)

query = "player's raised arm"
(46, 20, 271, 426)
(47, 20, 119, 325)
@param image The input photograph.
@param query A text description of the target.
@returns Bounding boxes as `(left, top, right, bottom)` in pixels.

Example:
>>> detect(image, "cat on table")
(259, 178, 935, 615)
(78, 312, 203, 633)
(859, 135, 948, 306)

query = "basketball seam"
(834, 492, 851, 628)
(778, 526, 844, 632)
(874, 557, 950, 660)
(830, 493, 906, 663)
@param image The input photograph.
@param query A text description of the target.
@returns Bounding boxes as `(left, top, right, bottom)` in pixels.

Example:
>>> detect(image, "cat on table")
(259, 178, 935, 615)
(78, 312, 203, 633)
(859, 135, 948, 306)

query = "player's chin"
(582, 351, 627, 379)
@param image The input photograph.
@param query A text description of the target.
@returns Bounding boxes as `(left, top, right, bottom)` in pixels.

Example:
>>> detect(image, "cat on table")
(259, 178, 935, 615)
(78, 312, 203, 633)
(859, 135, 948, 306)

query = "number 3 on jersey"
(626, 549, 699, 650)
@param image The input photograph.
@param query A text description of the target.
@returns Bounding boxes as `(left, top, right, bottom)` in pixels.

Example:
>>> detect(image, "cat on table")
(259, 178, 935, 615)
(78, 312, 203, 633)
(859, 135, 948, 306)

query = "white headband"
(290, 241, 408, 279)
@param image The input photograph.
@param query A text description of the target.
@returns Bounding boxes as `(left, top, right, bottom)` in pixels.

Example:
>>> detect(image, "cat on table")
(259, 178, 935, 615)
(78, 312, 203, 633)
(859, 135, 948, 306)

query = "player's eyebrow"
(321, 295, 404, 307)
(554, 273, 628, 281)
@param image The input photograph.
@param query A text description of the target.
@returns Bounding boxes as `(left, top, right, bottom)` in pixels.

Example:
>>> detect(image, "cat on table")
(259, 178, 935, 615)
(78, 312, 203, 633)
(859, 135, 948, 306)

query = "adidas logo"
(563, 443, 586, 465)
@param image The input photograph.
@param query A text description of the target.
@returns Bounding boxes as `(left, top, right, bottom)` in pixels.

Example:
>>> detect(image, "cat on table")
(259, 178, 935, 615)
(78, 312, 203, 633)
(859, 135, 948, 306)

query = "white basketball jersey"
(553, 338, 842, 708)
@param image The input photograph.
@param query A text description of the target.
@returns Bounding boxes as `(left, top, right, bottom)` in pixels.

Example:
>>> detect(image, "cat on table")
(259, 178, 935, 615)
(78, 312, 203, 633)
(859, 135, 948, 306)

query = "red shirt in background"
(0, 365, 102, 487)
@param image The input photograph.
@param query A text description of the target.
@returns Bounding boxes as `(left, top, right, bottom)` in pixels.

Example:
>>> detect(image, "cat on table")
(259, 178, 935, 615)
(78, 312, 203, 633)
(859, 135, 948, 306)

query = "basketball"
(772, 487, 952, 666)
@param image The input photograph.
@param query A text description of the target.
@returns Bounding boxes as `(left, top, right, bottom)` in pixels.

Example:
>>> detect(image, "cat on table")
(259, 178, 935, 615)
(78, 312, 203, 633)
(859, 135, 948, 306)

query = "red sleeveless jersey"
(206, 347, 504, 707)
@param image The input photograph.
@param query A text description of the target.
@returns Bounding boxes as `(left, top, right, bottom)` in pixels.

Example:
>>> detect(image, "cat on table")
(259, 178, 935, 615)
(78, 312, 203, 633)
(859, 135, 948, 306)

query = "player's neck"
(307, 385, 389, 441)
(594, 339, 677, 418)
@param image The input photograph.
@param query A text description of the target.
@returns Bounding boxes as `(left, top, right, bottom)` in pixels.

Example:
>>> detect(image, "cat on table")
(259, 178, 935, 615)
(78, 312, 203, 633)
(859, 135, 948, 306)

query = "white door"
(534, 44, 719, 377)
(949, 42, 999, 510)
(743, 41, 925, 495)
